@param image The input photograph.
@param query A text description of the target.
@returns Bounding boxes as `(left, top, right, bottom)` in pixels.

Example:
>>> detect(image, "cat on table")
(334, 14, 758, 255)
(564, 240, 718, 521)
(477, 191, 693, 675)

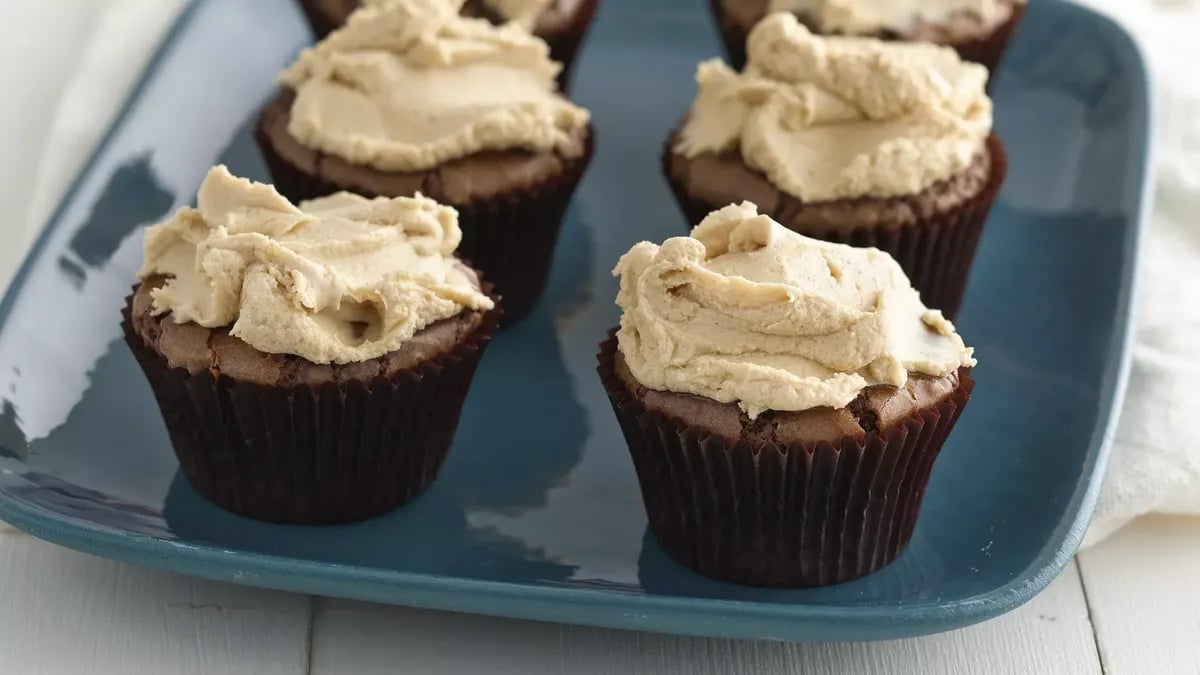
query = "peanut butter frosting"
(364, 0, 556, 30)
(479, 0, 557, 28)
(281, 0, 590, 172)
(768, 0, 1022, 35)
(613, 202, 976, 418)
(139, 166, 494, 365)
(676, 12, 991, 202)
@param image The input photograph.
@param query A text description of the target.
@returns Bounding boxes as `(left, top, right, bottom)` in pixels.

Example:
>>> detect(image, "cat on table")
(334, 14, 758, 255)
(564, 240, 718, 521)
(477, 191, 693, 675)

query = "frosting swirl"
(677, 12, 991, 202)
(613, 202, 976, 418)
(139, 166, 494, 365)
(281, 0, 589, 172)
(364, 0, 557, 30)
(767, 0, 1021, 35)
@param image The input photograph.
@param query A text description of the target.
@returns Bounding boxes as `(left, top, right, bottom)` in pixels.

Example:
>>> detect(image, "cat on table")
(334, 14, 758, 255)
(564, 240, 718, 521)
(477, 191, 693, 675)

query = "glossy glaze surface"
(0, 0, 1151, 641)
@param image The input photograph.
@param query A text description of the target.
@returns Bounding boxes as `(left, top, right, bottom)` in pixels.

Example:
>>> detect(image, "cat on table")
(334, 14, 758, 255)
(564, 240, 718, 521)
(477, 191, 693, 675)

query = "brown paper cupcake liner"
(663, 133, 1006, 319)
(295, 0, 598, 91)
(954, 2, 1028, 78)
(597, 332, 974, 588)
(449, 131, 594, 324)
(540, 0, 600, 92)
(258, 122, 594, 325)
(710, 0, 1026, 78)
(708, 0, 751, 72)
(122, 295, 500, 525)
(295, 0, 343, 41)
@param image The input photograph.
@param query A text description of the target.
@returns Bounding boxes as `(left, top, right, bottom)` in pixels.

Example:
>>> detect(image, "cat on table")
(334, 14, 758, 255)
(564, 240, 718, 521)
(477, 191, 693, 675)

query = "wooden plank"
(311, 562, 1099, 675)
(0, 536, 311, 675)
(1079, 516, 1200, 674)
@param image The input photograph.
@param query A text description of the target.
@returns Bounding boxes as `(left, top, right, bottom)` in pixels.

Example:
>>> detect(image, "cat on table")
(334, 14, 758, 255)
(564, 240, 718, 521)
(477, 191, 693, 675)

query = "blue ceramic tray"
(0, 0, 1151, 642)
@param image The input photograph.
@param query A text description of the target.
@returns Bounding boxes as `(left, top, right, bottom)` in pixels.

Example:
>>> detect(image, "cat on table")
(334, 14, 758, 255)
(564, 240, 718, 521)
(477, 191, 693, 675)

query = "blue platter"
(0, 0, 1151, 642)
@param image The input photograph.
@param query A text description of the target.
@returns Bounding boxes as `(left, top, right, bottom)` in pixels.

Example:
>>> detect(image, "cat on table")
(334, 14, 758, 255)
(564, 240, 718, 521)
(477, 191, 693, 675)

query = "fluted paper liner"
(597, 332, 974, 588)
(953, 2, 1028, 80)
(664, 133, 1006, 319)
(122, 294, 500, 525)
(294, 0, 339, 41)
(708, 0, 752, 73)
(538, 0, 600, 91)
(295, 0, 599, 91)
(258, 115, 594, 325)
(710, 0, 1027, 77)
(447, 132, 593, 324)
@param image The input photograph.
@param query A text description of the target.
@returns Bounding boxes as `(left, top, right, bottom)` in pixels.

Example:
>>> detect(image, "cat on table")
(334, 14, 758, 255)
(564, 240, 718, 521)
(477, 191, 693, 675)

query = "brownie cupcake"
(296, 0, 600, 89)
(598, 202, 977, 587)
(258, 0, 594, 323)
(124, 165, 499, 524)
(665, 14, 1005, 318)
(712, 0, 1026, 76)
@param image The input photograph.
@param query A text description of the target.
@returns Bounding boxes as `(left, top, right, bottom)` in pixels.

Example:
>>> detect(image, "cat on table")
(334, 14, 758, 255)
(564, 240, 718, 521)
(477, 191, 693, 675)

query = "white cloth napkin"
(0, 0, 185, 293)
(1074, 0, 1200, 547)
(0, 0, 1197, 548)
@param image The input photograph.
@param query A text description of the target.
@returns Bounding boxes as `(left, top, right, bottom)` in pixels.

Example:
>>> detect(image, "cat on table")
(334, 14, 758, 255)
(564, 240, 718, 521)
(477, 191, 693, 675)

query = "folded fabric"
(0, 0, 184, 294)
(1069, 0, 1200, 548)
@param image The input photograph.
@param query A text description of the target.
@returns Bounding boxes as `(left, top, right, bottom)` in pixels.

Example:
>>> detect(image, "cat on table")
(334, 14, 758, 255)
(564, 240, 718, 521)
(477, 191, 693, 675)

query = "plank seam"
(304, 595, 317, 675)
(1075, 556, 1111, 675)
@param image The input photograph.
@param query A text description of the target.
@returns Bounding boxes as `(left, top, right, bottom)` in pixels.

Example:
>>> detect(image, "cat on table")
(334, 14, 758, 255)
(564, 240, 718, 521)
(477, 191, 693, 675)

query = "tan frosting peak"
(363, 0, 555, 30)
(613, 202, 976, 418)
(677, 13, 991, 202)
(281, 0, 589, 172)
(768, 0, 1021, 35)
(139, 166, 494, 365)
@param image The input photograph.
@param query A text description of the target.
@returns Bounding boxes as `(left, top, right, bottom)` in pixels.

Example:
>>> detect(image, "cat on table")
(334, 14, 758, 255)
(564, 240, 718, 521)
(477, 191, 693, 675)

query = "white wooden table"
(1, 517, 1197, 674)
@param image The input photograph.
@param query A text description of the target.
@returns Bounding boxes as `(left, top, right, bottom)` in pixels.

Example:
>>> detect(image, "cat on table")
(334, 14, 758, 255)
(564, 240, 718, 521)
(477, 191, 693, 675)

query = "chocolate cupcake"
(296, 0, 599, 89)
(124, 165, 499, 524)
(258, 0, 594, 323)
(598, 203, 977, 587)
(665, 14, 1005, 318)
(712, 1, 1025, 76)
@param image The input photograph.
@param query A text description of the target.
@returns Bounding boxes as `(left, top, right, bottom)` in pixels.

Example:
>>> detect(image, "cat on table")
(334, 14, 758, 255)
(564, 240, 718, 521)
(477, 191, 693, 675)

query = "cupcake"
(598, 202, 976, 587)
(123, 165, 499, 524)
(664, 14, 1005, 318)
(258, 0, 594, 323)
(295, 0, 600, 89)
(711, 0, 1026, 76)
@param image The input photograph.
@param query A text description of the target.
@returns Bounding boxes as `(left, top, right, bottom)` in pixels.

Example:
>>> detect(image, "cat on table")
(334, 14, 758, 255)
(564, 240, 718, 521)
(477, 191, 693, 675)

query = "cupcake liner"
(295, 0, 345, 41)
(122, 294, 500, 525)
(258, 114, 594, 325)
(295, 0, 597, 91)
(542, 0, 600, 92)
(664, 133, 1006, 319)
(449, 131, 594, 324)
(710, 0, 1027, 78)
(952, 2, 1028, 78)
(597, 332, 974, 588)
(709, 0, 749, 71)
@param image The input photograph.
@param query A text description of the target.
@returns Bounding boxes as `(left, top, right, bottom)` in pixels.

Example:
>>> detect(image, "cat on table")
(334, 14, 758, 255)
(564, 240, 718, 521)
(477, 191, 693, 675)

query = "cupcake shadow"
(162, 471, 577, 581)
(439, 174, 593, 514)
(440, 315, 588, 515)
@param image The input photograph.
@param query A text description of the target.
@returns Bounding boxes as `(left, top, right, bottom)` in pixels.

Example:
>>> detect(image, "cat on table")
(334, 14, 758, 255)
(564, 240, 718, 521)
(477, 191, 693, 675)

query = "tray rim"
(0, 0, 1156, 642)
